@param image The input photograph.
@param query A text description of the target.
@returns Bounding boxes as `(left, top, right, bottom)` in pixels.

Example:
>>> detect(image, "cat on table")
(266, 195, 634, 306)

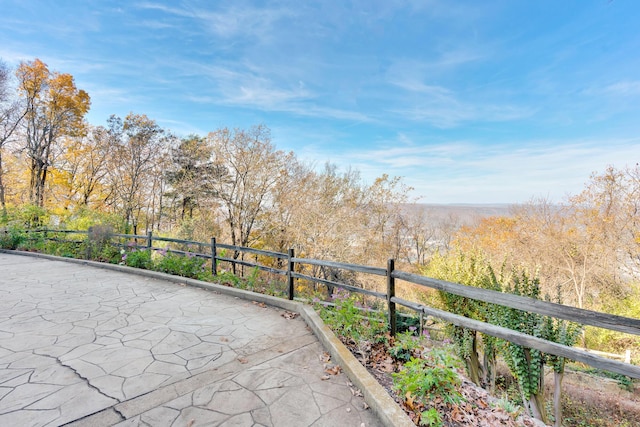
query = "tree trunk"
(37, 165, 47, 207)
(528, 393, 546, 424)
(0, 150, 6, 221)
(29, 158, 38, 204)
(466, 334, 481, 385)
(482, 345, 496, 392)
(523, 348, 547, 424)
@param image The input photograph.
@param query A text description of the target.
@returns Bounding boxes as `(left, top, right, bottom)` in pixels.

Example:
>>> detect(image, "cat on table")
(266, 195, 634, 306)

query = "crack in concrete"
(111, 405, 126, 421)
(54, 356, 121, 402)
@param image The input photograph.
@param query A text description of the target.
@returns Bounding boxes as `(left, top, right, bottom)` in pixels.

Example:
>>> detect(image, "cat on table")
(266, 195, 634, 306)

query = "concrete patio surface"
(0, 252, 413, 427)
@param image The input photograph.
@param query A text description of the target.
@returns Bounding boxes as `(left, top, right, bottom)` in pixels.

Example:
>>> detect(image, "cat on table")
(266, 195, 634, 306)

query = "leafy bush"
(154, 250, 207, 279)
(45, 240, 84, 258)
(216, 270, 241, 287)
(318, 289, 388, 344)
(390, 330, 424, 362)
(123, 249, 153, 269)
(392, 347, 464, 426)
(98, 244, 122, 264)
(12, 204, 49, 228)
(64, 207, 125, 232)
(0, 226, 25, 249)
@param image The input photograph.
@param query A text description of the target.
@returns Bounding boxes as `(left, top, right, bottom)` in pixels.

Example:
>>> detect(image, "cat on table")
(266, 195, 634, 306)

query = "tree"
(165, 135, 222, 220)
(54, 125, 112, 209)
(401, 207, 461, 266)
(452, 193, 625, 311)
(207, 125, 294, 252)
(15, 59, 90, 207)
(360, 174, 413, 265)
(0, 59, 24, 219)
(260, 158, 314, 256)
(105, 113, 169, 230)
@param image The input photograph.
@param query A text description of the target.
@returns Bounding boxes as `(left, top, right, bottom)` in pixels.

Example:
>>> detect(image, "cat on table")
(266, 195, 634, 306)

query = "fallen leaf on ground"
(219, 337, 229, 342)
(237, 357, 248, 364)
(405, 392, 415, 410)
(350, 386, 363, 397)
(325, 365, 342, 375)
(451, 406, 463, 422)
(252, 301, 267, 308)
(281, 311, 299, 319)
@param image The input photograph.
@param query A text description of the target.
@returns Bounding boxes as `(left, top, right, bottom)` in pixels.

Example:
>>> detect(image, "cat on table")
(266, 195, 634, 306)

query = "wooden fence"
(12, 228, 640, 379)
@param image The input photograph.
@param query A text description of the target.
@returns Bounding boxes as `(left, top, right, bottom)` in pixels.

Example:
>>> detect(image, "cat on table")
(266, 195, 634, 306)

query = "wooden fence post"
(387, 258, 397, 337)
(146, 231, 152, 250)
(211, 237, 217, 275)
(288, 248, 295, 300)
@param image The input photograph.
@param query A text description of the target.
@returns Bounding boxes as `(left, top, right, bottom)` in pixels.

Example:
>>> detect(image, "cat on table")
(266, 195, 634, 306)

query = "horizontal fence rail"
(392, 270, 640, 337)
(9, 227, 640, 379)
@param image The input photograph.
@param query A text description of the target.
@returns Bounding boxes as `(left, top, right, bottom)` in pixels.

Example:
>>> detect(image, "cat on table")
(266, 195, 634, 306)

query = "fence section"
(9, 227, 640, 379)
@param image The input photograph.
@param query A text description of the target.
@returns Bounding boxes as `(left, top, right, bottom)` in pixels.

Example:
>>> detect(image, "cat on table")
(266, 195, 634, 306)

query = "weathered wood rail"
(12, 228, 640, 379)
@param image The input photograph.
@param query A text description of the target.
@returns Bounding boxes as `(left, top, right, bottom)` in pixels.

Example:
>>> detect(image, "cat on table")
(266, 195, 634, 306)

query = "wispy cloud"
(317, 135, 640, 203)
(384, 55, 534, 127)
(136, 1, 292, 41)
(389, 97, 534, 128)
(599, 81, 640, 97)
(184, 62, 372, 122)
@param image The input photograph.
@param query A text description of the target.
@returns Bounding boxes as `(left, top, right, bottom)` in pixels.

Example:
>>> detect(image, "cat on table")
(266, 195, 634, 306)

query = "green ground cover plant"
(391, 349, 464, 427)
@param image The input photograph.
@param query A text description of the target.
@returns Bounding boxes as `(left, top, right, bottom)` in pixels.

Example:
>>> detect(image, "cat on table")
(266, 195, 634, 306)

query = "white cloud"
(183, 61, 373, 122)
(136, 1, 293, 41)
(390, 99, 534, 128)
(308, 135, 640, 204)
(601, 81, 640, 97)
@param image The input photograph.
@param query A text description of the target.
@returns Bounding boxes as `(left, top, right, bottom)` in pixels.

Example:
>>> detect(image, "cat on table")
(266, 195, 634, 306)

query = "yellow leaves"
(452, 215, 517, 254)
(16, 58, 49, 97)
(16, 58, 91, 147)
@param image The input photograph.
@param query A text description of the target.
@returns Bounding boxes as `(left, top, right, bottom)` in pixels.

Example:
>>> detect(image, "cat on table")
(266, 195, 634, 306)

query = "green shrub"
(64, 207, 125, 232)
(154, 250, 207, 279)
(45, 240, 84, 258)
(13, 204, 49, 228)
(390, 330, 423, 362)
(0, 226, 25, 249)
(216, 270, 241, 287)
(124, 249, 153, 269)
(392, 347, 464, 426)
(318, 289, 388, 344)
(98, 244, 122, 263)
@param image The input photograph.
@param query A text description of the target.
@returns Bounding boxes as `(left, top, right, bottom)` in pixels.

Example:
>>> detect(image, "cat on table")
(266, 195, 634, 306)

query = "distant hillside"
(399, 203, 514, 227)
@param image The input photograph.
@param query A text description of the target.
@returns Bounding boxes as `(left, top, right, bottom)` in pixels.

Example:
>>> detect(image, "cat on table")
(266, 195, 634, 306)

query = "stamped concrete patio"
(0, 253, 396, 427)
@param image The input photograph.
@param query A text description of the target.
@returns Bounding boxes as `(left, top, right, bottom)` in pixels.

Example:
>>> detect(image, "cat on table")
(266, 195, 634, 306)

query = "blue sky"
(1, 1, 639, 204)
